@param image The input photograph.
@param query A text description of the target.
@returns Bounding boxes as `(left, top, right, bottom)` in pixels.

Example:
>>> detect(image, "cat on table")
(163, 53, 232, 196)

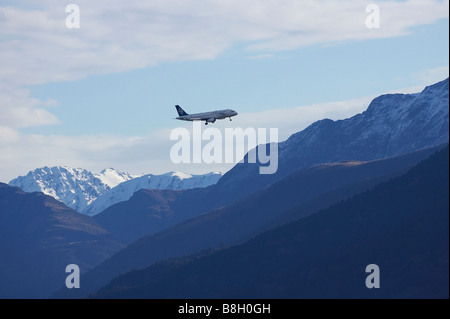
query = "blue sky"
(0, 0, 449, 181)
(27, 19, 449, 137)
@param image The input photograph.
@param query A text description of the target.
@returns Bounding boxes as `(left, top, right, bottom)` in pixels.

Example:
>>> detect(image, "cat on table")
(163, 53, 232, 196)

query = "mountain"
(53, 78, 449, 297)
(8, 167, 221, 215)
(218, 77, 449, 199)
(8, 166, 129, 213)
(0, 183, 124, 298)
(56, 144, 446, 298)
(95, 168, 139, 188)
(92, 79, 449, 246)
(94, 146, 449, 299)
(85, 172, 221, 216)
(92, 186, 216, 245)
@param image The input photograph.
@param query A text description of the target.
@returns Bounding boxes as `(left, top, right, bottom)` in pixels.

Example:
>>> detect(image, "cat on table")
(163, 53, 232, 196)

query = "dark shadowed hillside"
(55, 144, 445, 298)
(94, 79, 449, 246)
(93, 186, 222, 245)
(95, 146, 449, 299)
(218, 78, 449, 199)
(0, 184, 124, 298)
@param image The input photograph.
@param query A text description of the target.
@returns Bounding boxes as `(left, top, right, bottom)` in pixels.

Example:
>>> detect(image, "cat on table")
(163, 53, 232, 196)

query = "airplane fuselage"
(175, 107, 238, 124)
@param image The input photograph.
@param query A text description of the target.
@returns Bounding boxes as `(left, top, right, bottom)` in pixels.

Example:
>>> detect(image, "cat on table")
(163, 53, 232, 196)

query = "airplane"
(174, 105, 238, 125)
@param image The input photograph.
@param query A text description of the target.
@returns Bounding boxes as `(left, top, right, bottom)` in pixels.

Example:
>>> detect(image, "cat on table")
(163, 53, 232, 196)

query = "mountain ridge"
(218, 77, 449, 197)
(55, 78, 449, 298)
(92, 78, 449, 246)
(93, 146, 449, 299)
(9, 167, 222, 215)
(55, 143, 446, 298)
(0, 182, 124, 298)
(85, 171, 222, 216)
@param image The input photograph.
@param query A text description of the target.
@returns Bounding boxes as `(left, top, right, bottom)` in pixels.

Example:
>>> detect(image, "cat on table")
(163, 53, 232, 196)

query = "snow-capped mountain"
(9, 167, 222, 215)
(84, 172, 222, 216)
(218, 77, 449, 196)
(9, 166, 111, 213)
(95, 168, 140, 188)
(279, 77, 449, 161)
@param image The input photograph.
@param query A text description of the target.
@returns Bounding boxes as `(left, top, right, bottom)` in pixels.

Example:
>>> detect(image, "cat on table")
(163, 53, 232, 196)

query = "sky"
(0, 0, 449, 182)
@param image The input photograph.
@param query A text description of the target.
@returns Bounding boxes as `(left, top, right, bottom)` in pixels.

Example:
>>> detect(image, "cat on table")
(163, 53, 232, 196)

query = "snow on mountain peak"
(84, 171, 223, 216)
(170, 171, 192, 180)
(220, 78, 449, 192)
(9, 166, 107, 213)
(9, 166, 223, 216)
(95, 168, 140, 188)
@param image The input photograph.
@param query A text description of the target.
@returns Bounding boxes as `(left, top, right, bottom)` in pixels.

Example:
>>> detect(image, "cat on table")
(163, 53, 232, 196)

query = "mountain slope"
(95, 168, 139, 188)
(0, 183, 124, 298)
(57, 144, 445, 298)
(9, 167, 221, 215)
(85, 172, 221, 216)
(95, 146, 449, 299)
(90, 79, 449, 246)
(8, 166, 111, 213)
(218, 77, 449, 199)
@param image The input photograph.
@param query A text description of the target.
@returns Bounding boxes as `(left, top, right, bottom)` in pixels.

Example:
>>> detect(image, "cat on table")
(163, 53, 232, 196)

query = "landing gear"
(229, 117, 232, 121)
(205, 122, 208, 125)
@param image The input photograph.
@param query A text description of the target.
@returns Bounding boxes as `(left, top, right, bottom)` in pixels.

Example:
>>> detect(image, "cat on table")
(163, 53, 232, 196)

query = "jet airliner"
(175, 105, 238, 125)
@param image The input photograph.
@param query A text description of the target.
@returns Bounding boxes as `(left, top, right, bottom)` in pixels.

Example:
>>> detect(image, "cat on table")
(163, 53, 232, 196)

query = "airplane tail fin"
(175, 105, 188, 116)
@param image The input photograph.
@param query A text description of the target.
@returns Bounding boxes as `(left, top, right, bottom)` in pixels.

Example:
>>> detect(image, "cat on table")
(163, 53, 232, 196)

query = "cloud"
(0, 78, 443, 183)
(415, 66, 450, 86)
(0, 89, 60, 128)
(0, 0, 448, 90)
(0, 95, 373, 182)
(384, 66, 450, 94)
(0, 1, 448, 182)
(0, 0, 447, 131)
(0, 129, 168, 182)
(235, 97, 374, 141)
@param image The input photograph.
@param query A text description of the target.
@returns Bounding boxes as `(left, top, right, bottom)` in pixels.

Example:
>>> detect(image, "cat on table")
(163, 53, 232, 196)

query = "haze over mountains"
(8, 167, 222, 216)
